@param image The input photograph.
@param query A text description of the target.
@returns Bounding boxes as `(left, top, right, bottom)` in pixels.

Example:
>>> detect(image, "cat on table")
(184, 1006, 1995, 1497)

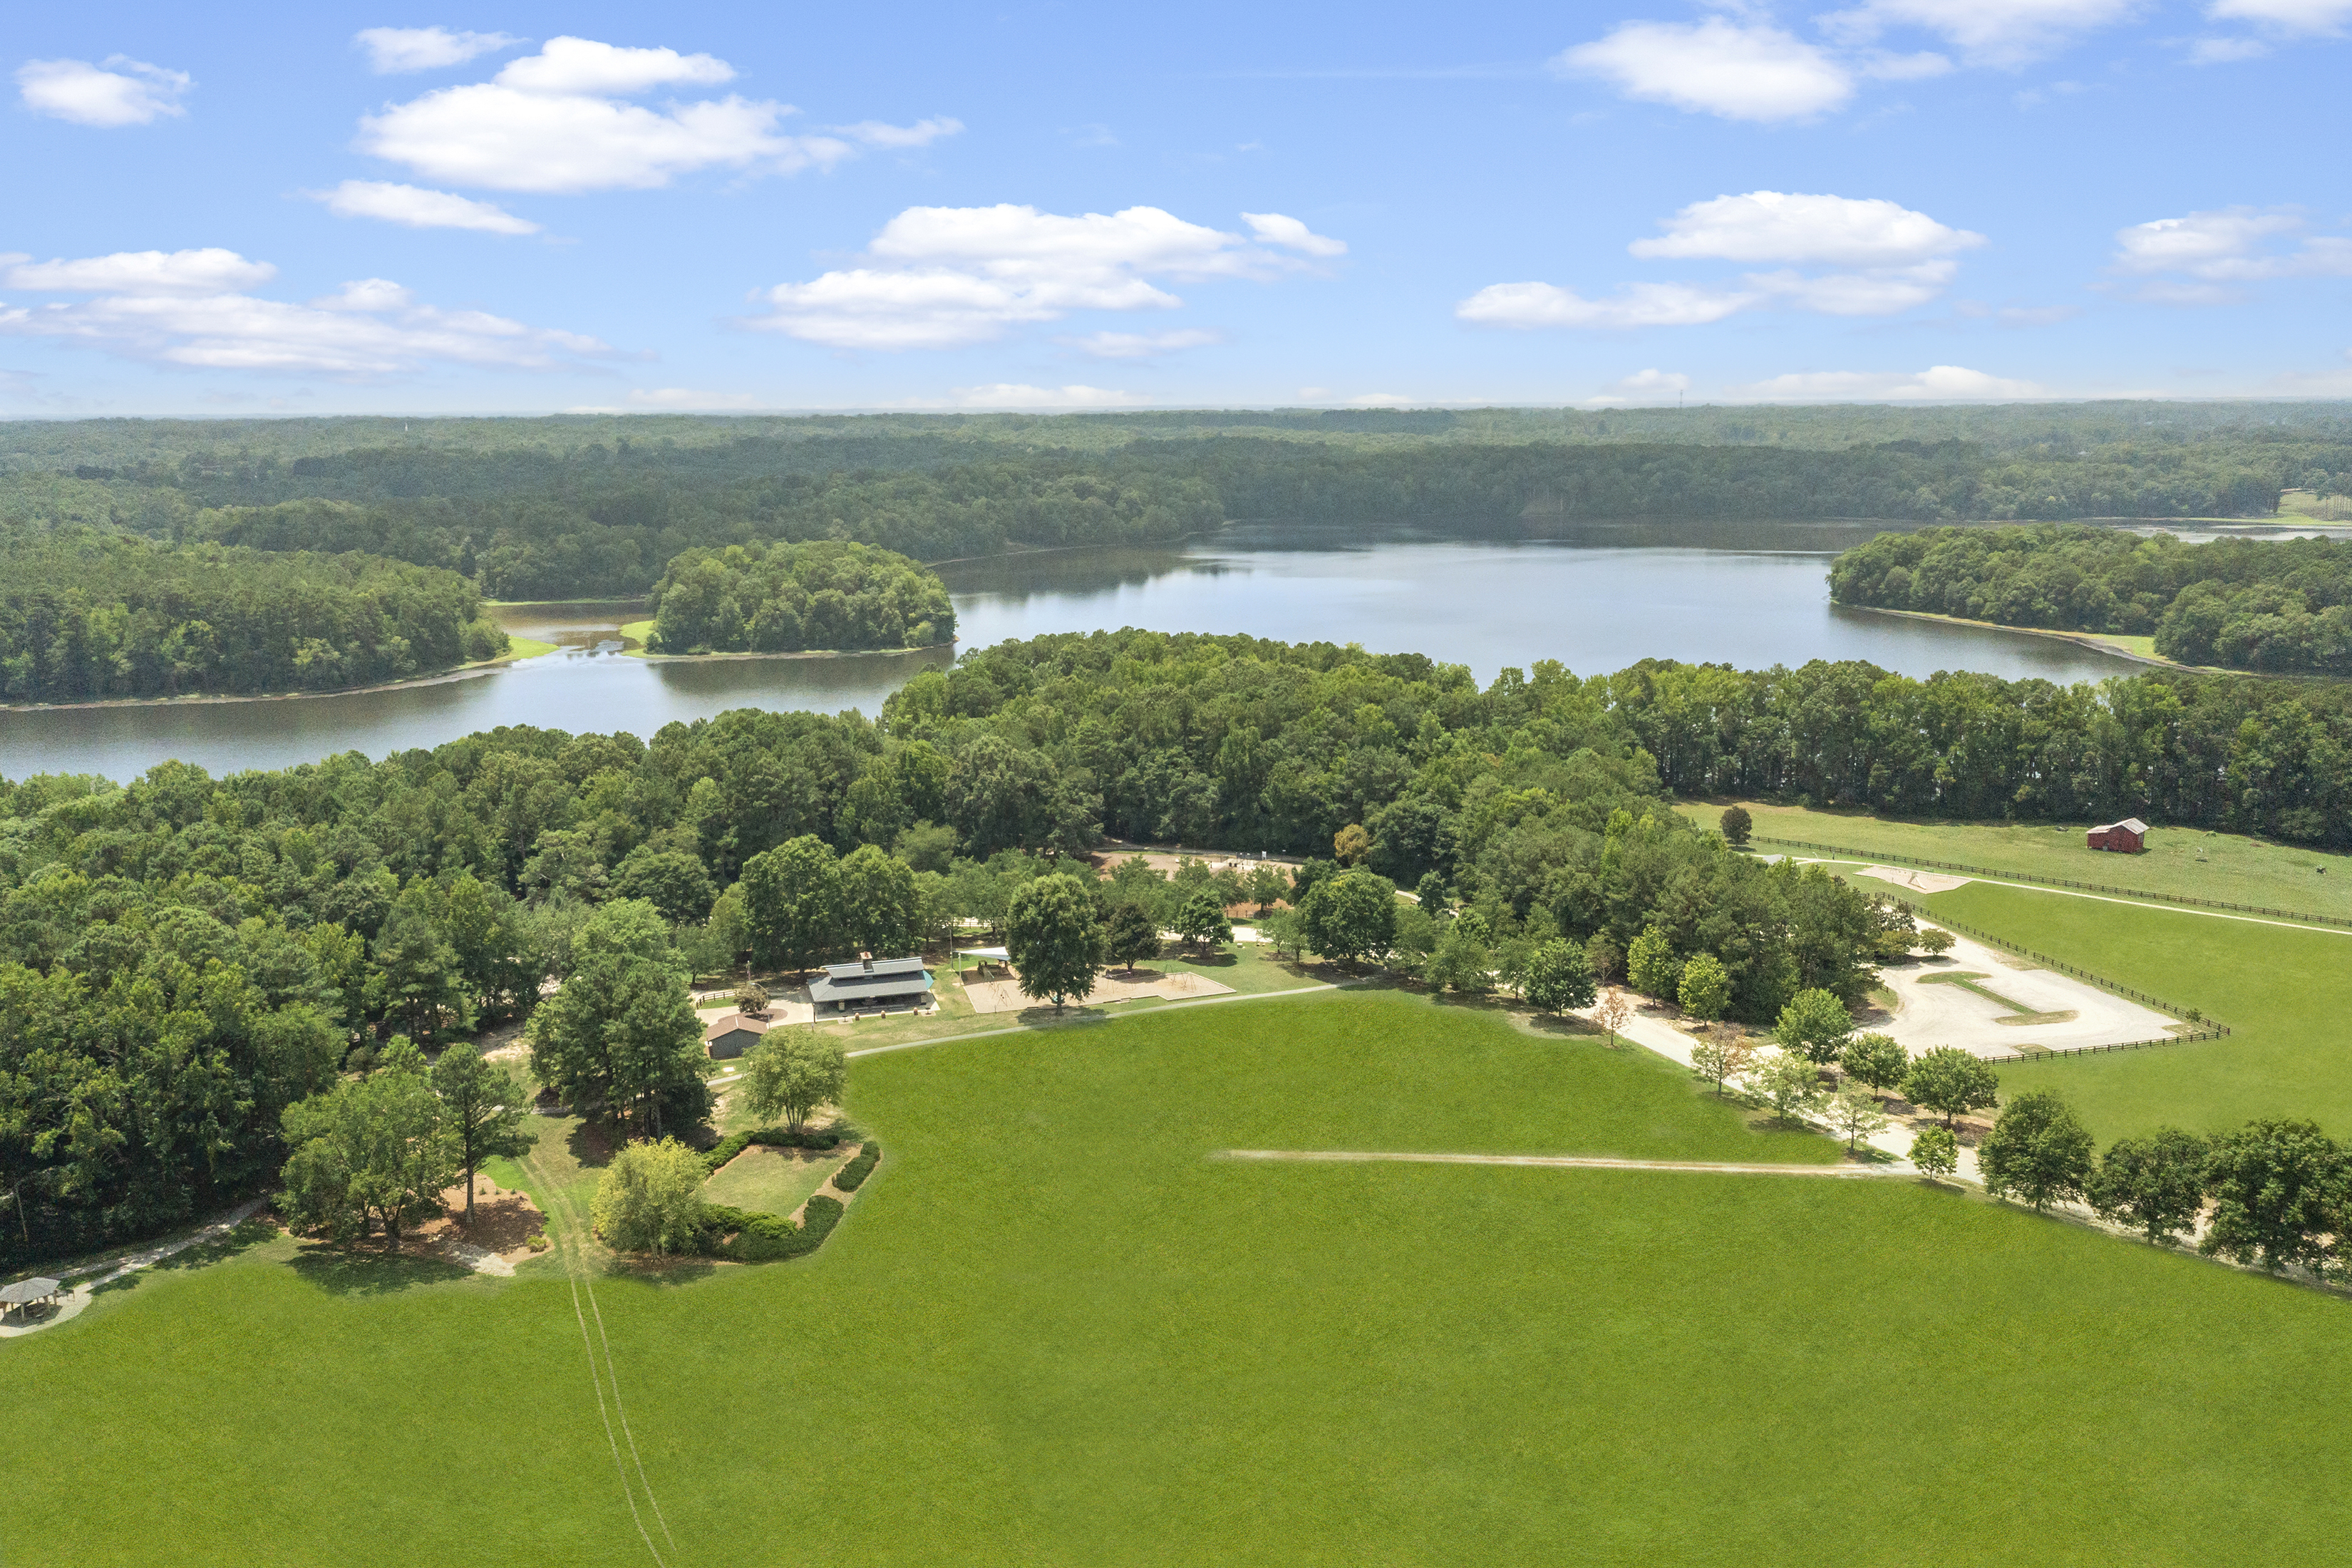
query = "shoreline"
(613, 619, 954, 665)
(1840, 605, 2213, 674)
(0, 639, 562, 715)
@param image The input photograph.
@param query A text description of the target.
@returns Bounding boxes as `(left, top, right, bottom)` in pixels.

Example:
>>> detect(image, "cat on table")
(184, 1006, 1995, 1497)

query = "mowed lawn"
(1917, 880, 2352, 1139)
(1680, 798, 2352, 918)
(6, 991, 2352, 1564)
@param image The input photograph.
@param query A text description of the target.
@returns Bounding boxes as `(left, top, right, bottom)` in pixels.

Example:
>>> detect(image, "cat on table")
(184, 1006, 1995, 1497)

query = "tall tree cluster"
(0, 531, 507, 701)
(1832, 525, 2352, 674)
(646, 540, 956, 654)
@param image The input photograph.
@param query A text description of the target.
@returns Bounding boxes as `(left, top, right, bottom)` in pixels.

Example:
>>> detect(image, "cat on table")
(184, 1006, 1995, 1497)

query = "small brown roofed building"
(703, 1011, 771, 1061)
(2086, 817, 2149, 853)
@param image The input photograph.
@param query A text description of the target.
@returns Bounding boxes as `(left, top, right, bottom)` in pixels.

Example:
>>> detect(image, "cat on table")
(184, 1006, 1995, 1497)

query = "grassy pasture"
(1679, 799, 2352, 918)
(6, 991, 2352, 1564)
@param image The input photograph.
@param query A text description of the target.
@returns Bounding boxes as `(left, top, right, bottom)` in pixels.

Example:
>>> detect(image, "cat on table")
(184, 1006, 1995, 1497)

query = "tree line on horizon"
(5, 408, 2350, 609)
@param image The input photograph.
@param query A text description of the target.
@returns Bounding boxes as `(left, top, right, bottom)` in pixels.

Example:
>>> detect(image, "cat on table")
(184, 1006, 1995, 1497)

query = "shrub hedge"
(702, 1125, 842, 1175)
(834, 1142, 882, 1192)
(698, 1192, 850, 1263)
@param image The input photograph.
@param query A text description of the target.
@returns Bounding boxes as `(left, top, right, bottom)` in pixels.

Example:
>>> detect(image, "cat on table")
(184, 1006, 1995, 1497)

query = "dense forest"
(1830, 525, 2352, 674)
(647, 541, 956, 654)
(7, 628, 2351, 1257)
(0, 532, 507, 703)
(1, 406, 2347, 604)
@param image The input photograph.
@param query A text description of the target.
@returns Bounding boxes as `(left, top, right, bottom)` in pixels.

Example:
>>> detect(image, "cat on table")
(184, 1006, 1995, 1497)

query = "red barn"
(2087, 817, 2148, 853)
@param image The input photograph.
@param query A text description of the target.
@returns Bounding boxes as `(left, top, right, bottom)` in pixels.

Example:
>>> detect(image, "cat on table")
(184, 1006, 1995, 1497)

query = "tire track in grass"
(521, 1144, 676, 1567)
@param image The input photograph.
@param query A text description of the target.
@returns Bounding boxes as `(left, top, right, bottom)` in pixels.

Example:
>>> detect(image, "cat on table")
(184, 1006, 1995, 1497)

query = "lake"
(0, 520, 2142, 781)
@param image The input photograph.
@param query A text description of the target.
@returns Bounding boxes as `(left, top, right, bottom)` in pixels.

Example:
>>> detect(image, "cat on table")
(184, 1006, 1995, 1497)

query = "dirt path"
(1217, 1150, 1912, 1177)
(0, 1197, 270, 1340)
(515, 1145, 677, 1568)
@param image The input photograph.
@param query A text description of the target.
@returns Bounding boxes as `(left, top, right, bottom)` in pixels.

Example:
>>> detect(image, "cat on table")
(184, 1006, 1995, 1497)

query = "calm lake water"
(0, 520, 2142, 781)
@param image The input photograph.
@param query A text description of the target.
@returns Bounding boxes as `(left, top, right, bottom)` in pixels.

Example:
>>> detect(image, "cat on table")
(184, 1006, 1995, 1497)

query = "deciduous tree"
(1758, 1051, 1825, 1126)
(1006, 873, 1103, 1012)
(1718, 805, 1752, 845)
(1774, 987, 1853, 1064)
(1839, 1031, 1909, 1093)
(2088, 1128, 2209, 1245)
(2201, 1118, 2348, 1274)
(740, 835, 842, 977)
(1676, 953, 1733, 1021)
(1832, 1083, 1890, 1152)
(1173, 887, 1232, 953)
(1626, 927, 1681, 999)
(1910, 1125, 1959, 1182)
(279, 1039, 455, 1254)
(1981, 1090, 2094, 1212)
(1902, 1047, 2000, 1128)
(1521, 938, 1597, 1017)
(1298, 869, 1398, 968)
(743, 1026, 847, 1131)
(590, 1137, 708, 1257)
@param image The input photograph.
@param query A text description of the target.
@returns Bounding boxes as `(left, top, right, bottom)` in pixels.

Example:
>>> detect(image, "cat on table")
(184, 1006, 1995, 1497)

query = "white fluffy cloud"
(1242, 212, 1347, 257)
(16, 57, 190, 127)
(2110, 207, 2352, 299)
(1734, 364, 2047, 401)
(1554, 19, 1854, 121)
(0, 247, 610, 376)
(949, 383, 1147, 408)
(313, 180, 541, 235)
(2208, 0, 2352, 27)
(1061, 329, 1222, 359)
(354, 26, 523, 73)
(1746, 262, 1961, 314)
(2, 249, 274, 294)
(753, 205, 1341, 349)
(354, 36, 954, 192)
(1456, 280, 1758, 329)
(1463, 190, 1974, 330)
(1819, 0, 2139, 67)
(1629, 192, 1984, 267)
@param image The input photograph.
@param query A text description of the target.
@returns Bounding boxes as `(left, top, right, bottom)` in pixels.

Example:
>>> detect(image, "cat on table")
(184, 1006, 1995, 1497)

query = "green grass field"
(701, 1145, 845, 1214)
(9, 989, 2352, 1564)
(1681, 799, 2352, 918)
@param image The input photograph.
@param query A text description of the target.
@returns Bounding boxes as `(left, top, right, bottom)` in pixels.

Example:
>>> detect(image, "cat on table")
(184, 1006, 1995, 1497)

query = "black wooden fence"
(1877, 894, 2230, 1059)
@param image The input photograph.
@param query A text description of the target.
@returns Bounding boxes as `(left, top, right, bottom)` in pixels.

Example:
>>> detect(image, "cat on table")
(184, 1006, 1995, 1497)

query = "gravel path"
(1217, 1149, 1910, 1176)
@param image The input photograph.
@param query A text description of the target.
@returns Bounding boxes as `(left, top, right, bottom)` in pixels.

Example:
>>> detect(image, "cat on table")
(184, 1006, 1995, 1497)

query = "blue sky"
(5, 0, 2351, 416)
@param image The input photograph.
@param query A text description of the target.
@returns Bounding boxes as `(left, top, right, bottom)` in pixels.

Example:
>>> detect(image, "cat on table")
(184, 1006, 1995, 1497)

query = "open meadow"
(4, 989, 2351, 1565)
(1680, 800, 2352, 919)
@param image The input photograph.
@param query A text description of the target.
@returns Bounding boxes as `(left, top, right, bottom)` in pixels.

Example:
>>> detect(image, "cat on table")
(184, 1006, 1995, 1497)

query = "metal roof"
(0, 1278, 61, 1304)
(820, 956, 927, 981)
(808, 960, 934, 1005)
(701, 1012, 770, 1042)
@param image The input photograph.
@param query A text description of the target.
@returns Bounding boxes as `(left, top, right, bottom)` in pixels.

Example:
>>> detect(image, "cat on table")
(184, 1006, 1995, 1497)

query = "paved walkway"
(1, 1197, 268, 1339)
(1219, 1150, 1909, 1177)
